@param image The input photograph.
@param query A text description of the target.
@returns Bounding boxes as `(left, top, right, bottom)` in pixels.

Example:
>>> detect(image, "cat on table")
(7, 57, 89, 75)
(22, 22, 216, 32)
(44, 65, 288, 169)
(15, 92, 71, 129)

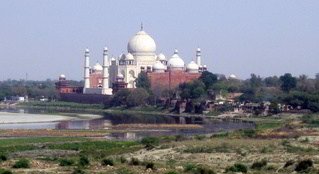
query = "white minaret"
(83, 48, 90, 93)
(102, 47, 113, 95)
(196, 47, 201, 66)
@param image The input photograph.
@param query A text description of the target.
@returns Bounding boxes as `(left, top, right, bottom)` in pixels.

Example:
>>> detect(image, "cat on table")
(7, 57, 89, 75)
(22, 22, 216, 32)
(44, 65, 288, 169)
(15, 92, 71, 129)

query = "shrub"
(145, 162, 155, 170)
(78, 156, 89, 167)
(72, 168, 86, 174)
(175, 135, 187, 142)
(141, 137, 160, 149)
(12, 159, 30, 168)
(120, 156, 127, 163)
(0, 169, 12, 174)
(129, 158, 140, 166)
(195, 166, 216, 174)
(284, 160, 295, 168)
(226, 163, 248, 173)
(165, 171, 179, 174)
(116, 167, 135, 174)
(194, 135, 206, 141)
(184, 163, 196, 172)
(241, 129, 256, 138)
(295, 159, 313, 172)
(0, 154, 7, 162)
(251, 159, 267, 170)
(59, 159, 75, 166)
(101, 158, 114, 166)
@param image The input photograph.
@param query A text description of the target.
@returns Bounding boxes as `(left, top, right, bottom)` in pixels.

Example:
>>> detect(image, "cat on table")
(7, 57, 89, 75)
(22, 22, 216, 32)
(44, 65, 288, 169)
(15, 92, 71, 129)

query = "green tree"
(135, 72, 151, 90)
(199, 71, 218, 89)
(315, 73, 319, 91)
(179, 80, 206, 100)
(111, 89, 130, 106)
(126, 88, 149, 107)
(280, 73, 297, 93)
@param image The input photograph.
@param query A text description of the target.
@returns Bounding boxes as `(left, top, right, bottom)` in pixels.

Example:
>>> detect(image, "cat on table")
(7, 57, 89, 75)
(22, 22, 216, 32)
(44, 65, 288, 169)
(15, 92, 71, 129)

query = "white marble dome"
(153, 61, 166, 71)
(168, 49, 185, 69)
(186, 61, 199, 72)
(93, 63, 103, 71)
(127, 30, 156, 54)
(125, 53, 134, 60)
(157, 53, 166, 61)
(59, 74, 66, 78)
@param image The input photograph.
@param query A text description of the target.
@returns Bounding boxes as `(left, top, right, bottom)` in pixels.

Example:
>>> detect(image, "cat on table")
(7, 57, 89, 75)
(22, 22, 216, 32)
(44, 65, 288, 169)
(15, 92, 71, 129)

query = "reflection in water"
(0, 108, 256, 140)
(56, 119, 112, 130)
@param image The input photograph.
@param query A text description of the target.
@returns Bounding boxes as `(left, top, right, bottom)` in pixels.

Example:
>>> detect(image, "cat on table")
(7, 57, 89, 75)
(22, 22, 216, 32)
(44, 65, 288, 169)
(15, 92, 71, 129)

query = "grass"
(0, 137, 87, 147)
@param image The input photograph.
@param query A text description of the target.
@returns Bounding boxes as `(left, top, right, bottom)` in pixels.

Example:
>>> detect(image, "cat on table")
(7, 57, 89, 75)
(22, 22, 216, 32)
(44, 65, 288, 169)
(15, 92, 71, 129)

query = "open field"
(0, 113, 319, 173)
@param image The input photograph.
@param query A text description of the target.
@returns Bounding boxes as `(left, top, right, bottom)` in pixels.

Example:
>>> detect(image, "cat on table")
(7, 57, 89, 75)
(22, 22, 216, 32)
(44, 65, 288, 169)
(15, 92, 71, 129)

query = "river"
(0, 108, 256, 140)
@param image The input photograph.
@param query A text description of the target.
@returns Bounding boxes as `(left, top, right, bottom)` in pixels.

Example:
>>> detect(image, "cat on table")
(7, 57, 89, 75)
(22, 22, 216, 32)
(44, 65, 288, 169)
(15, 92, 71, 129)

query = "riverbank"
(13, 101, 212, 118)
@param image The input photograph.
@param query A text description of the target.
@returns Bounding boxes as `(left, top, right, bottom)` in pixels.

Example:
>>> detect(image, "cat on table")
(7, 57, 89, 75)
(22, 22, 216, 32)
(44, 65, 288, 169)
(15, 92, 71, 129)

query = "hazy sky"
(0, 0, 318, 80)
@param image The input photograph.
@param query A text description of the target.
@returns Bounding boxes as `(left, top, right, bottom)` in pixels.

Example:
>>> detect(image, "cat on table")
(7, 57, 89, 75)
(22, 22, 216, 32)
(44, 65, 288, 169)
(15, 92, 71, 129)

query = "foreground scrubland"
(0, 113, 319, 174)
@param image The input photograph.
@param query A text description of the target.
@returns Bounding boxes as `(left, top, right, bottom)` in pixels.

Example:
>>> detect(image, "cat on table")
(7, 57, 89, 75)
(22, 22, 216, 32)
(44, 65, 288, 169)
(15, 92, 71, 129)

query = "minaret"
(83, 48, 90, 93)
(196, 48, 201, 66)
(102, 47, 113, 95)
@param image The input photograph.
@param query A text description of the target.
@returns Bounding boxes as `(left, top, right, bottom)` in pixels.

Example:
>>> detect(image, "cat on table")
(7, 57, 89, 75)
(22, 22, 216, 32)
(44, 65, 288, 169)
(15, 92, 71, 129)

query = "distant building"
(57, 25, 208, 97)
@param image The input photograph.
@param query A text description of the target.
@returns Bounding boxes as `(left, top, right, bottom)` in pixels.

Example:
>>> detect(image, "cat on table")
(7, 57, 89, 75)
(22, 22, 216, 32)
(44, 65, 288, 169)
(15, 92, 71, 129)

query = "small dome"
(168, 49, 185, 69)
(153, 61, 166, 70)
(157, 53, 166, 61)
(119, 53, 126, 60)
(186, 61, 199, 71)
(229, 74, 237, 79)
(111, 57, 116, 61)
(125, 53, 134, 60)
(59, 74, 66, 78)
(196, 48, 201, 52)
(127, 30, 156, 54)
(93, 63, 103, 71)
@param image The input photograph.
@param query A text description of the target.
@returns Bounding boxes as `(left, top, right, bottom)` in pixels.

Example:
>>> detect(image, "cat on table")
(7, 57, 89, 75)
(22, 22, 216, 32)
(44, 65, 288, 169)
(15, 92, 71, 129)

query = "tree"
(179, 80, 206, 100)
(249, 73, 263, 89)
(126, 88, 149, 107)
(280, 73, 297, 93)
(199, 71, 218, 89)
(136, 72, 151, 90)
(315, 73, 319, 91)
(264, 76, 280, 87)
(110, 89, 130, 106)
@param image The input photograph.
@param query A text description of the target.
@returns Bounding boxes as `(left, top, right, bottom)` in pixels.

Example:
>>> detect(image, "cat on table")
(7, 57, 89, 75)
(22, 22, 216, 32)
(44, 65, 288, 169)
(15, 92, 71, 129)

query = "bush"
(165, 171, 179, 174)
(72, 168, 86, 174)
(194, 135, 206, 141)
(226, 163, 248, 173)
(116, 167, 135, 174)
(59, 158, 75, 166)
(284, 160, 295, 168)
(0, 169, 12, 174)
(141, 137, 160, 149)
(78, 156, 89, 167)
(251, 159, 267, 170)
(295, 159, 313, 172)
(195, 166, 216, 174)
(0, 154, 7, 162)
(12, 159, 30, 168)
(184, 163, 196, 172)
(120, 156, 127, 163)
(145, 162, 155, 170)
(101, 158, 114, 166)
(129, 158, 140, 166)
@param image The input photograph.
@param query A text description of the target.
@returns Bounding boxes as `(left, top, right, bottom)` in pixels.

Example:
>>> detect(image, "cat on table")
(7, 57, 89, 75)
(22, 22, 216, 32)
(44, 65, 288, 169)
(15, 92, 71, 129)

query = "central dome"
(127, 30, 156, 54)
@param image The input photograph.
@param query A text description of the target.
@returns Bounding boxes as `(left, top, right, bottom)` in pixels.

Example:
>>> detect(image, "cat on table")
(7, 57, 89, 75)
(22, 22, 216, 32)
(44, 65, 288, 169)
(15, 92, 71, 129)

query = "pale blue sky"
(0, 0, 318, 80)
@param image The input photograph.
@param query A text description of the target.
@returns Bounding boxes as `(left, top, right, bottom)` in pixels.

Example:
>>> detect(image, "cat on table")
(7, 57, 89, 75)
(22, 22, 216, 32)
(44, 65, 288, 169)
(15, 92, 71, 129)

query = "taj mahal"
(58, 25, 207, 95)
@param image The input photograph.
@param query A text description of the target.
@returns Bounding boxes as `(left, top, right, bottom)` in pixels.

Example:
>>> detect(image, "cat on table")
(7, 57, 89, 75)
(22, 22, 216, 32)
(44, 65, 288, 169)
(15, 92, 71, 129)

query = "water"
(0, 108, 256, 140)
